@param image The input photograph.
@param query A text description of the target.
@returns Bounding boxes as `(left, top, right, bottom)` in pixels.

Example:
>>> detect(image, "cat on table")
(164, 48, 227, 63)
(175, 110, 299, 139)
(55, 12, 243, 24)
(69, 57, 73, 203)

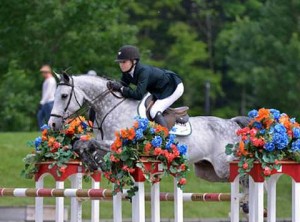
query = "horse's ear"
(62, 71, 70, 83)
(53, 71, 61, 82)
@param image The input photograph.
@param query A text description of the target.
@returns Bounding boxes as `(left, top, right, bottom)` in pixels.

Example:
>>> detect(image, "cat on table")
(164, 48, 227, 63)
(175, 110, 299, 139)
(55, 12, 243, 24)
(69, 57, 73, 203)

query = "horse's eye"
(61, 94, 68, 99)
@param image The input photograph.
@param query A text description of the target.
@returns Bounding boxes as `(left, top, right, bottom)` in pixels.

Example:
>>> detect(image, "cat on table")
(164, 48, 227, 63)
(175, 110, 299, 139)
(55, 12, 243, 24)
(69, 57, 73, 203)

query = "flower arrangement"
(22, 116, 93, 179)
(226, 108, 300, 177)
(102, 116, 189, 199)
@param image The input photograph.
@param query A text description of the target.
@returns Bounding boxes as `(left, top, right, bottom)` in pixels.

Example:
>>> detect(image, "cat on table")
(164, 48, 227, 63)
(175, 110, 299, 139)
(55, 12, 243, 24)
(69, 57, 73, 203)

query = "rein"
(50, 76, 126, 139)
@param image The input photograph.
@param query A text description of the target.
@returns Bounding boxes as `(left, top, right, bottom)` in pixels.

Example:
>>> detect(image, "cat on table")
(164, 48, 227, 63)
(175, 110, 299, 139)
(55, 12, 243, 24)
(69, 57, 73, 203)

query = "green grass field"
(0, 132, 294, 219)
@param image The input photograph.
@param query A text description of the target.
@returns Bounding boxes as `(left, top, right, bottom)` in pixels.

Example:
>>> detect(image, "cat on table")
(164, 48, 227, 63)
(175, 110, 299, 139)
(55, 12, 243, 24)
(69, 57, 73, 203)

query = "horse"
(48, 73, 249, 183)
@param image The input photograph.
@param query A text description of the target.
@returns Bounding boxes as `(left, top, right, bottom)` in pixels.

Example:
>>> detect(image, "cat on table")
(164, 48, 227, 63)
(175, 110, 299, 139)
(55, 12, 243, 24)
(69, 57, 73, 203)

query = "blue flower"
(260, 129, 266, 135)
(292, 139, 300, 152)
(151, 136, 162, 147)
(248, 109, 258, 118)
(168, 134, 176, 143)
(264, 142, 275, 152)
(270, 109, 280, 121)
(34, 137, 42, 150)
(291, 118, 296, 124)
(135, 129, 144, 140)
(274, 124, 286, 134)
(40, 124, 50, 131)
(166, 141, 172, 150)
(81, 121, 88, 129)
(272, 133, 289, 150)
(253, 122, 263, 129)
(135, 116, 149, 131)
(178, 144, 187, 155)
(293, 127, 300, 139)
(150, 128, 155, 134)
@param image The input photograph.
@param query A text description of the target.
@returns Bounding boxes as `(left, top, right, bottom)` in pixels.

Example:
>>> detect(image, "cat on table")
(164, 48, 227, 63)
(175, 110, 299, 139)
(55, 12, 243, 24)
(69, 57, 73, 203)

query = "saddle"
(145, 95, 189, 129)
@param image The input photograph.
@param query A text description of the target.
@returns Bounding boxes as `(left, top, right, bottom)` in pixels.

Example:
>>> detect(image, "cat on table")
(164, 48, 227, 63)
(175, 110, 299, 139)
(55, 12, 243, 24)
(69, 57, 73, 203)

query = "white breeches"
(150, 83, 184, 119)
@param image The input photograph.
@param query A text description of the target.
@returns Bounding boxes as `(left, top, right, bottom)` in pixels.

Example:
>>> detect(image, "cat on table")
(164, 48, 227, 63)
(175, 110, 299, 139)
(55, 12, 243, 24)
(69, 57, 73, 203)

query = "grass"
(0, 132, 294, 219)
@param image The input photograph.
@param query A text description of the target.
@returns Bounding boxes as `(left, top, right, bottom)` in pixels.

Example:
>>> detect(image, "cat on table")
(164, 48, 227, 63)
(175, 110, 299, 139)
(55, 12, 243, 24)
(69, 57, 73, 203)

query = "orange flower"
(76, 125, 83, 133)
(178, 178, 187, 185)
(48, 137, 56, 147)
(144, 142, 152, 154)
(179, 164, 186, 171)
(110, 155, 120, 162)
(42, 129, 48, 136)
(154, 147, 163, 155)
(42, 136, 48, 141)
(88, 120, 93, 127)
(279, 114, 291, 129)
(115, 136, 122, 148)
(49, 141, 61, 153)
(65, 127, 75, 136)
(133, 121, 139, 129)
(239, 141, 248, 156)
(264, 118, 274, 129)
(255, 108, 270, 122)
(156, 125, 169, 137)
(128, 128, 136, 140)
(120, 129, 128, 138)
(80, 135, 91, 141)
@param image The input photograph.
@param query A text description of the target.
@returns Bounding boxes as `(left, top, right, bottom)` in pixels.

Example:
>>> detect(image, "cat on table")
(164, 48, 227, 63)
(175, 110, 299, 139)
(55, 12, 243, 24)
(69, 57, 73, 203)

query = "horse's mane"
(75, 74, 114, 81)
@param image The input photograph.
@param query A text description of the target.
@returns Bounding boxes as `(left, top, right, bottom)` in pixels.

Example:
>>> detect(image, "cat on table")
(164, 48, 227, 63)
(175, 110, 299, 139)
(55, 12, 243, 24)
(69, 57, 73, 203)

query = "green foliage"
(2, 0, 300, 130)
(0, 61, 39, 131)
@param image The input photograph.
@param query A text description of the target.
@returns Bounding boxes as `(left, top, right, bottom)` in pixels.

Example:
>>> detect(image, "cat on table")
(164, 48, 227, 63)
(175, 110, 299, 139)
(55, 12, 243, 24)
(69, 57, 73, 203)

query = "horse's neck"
(75, 76, 123, 115)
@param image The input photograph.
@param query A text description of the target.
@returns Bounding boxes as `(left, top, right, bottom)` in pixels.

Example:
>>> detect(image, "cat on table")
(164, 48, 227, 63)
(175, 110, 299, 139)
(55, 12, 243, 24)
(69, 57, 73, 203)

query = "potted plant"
(226, 108, 300, 177)
(102, 116, 189, 199)
(22, 116, 94, 179)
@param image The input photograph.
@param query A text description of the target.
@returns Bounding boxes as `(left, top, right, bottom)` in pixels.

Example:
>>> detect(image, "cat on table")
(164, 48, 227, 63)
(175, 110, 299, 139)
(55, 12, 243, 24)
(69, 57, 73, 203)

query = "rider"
(108, 45, 184, 128)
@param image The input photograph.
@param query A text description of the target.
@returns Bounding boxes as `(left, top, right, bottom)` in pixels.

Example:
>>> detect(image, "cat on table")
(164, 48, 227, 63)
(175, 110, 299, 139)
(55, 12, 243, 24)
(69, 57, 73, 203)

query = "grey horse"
(48, 73, 249, 182)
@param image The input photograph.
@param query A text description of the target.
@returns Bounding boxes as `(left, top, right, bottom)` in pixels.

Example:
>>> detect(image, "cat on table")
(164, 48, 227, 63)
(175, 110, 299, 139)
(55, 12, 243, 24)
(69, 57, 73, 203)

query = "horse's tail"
(231, 116, 250, 128)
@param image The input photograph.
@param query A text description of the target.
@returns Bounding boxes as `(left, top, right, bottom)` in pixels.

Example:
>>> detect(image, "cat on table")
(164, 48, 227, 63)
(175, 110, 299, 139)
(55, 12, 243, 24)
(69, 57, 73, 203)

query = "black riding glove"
(107, 81, 123, 92)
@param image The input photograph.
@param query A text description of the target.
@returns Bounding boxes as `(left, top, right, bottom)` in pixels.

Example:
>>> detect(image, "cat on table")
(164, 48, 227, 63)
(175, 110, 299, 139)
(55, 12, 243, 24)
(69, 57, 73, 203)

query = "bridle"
(50, 76, 126, 139)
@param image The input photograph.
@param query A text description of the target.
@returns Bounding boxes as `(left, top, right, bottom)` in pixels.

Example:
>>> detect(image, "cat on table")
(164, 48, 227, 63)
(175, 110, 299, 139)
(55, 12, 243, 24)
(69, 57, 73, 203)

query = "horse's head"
(48, 73, 85, 130)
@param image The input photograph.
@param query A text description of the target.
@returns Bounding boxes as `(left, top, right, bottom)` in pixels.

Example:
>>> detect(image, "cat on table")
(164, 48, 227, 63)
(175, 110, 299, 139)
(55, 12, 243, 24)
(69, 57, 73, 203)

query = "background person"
(37, 64, 56, 128)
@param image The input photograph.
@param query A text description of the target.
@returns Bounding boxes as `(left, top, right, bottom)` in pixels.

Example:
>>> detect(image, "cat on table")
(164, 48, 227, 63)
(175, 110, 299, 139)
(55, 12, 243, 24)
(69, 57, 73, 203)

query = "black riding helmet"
(115, 45, 140, 62)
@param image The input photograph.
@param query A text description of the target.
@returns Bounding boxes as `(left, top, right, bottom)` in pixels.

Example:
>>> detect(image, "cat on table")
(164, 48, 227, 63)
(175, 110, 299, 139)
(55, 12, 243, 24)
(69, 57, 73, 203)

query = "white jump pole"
(255, 182, 264, 222)
(267, 174, 281, 222)
(70, 173, 82, 222)
(35, 177, 44, 222)
(132, 182, 145, 222)
(56, 181, 64, 222)
(292, 179, 300, 222)
(151, 182, 160, 222)
(230, 175, 240, 222)
(174, 178, 183, 222)
(91, 179, 100, 222)
(248, 177, 256, 222)
(113, 192, 122, 222)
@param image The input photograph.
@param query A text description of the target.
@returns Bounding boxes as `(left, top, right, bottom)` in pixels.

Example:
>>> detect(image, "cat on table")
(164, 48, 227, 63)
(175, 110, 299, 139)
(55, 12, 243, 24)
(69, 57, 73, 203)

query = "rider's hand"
(108, 81, 122, 91)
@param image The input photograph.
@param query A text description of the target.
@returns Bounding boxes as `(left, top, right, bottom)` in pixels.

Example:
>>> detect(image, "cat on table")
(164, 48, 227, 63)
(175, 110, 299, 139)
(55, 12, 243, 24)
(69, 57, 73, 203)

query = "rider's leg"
(150, 83, 184, 128)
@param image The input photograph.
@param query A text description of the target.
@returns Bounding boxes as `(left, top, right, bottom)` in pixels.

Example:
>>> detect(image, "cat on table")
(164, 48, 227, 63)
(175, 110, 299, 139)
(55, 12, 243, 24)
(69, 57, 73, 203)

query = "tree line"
(1, 0, 300, 131)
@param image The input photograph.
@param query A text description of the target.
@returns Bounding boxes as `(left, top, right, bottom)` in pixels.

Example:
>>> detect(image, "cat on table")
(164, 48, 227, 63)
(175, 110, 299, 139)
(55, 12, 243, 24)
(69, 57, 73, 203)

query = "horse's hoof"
(241, 203, 249, 214)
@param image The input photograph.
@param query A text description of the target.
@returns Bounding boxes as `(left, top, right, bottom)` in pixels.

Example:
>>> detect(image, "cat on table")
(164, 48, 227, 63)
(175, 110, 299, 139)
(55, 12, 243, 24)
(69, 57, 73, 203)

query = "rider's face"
(119, 60, 133, 72)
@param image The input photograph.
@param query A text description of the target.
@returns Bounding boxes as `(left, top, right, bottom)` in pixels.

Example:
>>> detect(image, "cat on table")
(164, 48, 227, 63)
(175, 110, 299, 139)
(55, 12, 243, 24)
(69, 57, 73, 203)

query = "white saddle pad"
(137, 94, 192, 136)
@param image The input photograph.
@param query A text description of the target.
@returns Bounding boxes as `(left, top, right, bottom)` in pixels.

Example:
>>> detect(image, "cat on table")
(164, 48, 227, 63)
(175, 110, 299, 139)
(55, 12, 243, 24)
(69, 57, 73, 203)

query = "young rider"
(108, 45, 184, 129)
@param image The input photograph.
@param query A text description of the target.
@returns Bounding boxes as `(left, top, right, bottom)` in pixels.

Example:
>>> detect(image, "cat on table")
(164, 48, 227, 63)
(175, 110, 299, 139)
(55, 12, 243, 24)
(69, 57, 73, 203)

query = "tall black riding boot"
(154, 112, 169, 129)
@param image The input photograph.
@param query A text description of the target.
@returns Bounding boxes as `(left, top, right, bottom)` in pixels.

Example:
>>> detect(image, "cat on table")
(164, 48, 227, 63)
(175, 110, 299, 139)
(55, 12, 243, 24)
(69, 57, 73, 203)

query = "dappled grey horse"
(49, 73, 249, 183)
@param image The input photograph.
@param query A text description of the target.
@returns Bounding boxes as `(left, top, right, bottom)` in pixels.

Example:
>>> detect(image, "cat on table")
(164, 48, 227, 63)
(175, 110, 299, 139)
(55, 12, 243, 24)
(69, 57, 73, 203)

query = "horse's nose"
(52, 122, 56, 128)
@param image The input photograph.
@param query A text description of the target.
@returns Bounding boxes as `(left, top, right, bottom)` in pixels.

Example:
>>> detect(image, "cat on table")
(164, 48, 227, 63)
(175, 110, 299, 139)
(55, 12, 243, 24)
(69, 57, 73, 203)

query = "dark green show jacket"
(121, 63, 182, 100)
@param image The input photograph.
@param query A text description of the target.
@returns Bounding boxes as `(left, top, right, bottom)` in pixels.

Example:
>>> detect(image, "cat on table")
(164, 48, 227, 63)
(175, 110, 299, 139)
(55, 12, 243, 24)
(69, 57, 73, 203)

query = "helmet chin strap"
(122, 60, 138, 74)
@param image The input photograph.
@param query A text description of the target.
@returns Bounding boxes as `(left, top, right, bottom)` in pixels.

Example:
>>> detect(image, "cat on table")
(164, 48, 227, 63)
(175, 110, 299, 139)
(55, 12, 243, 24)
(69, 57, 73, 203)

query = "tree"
(217, 0, 300, 117)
